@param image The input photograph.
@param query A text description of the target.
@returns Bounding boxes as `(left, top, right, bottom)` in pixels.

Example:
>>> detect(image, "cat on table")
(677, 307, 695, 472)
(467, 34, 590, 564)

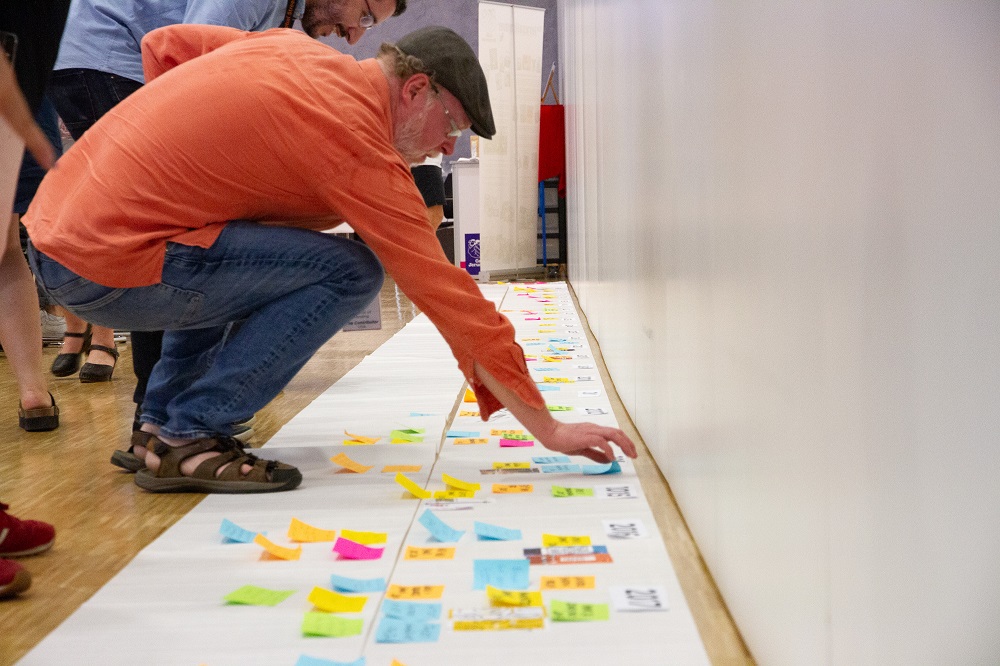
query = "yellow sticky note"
(287, 517, 336, 543)
(433, 490, 475, 499)
(453, 618, 545, 631)
(486, 585, 544, 607)
(543, 376, 574, 383)
(454, 438, 488, 445)
(330, 452, 373, 473)
(442, 473, 481, 492)
(493, 462, 531, 469)
(542, 534, 592, 548)
(540, 576, 596, 590)
(382, 464, 422, 473)
(458, 410, 480, 417)
(491, 429, 525, 437)
(404, 546, 456, 560)
(341, 529, 386, 545)
(391, 660, 407, 666)
(253, 534, 302, 561)
(464, 388, 477, 402)
(492, 484, 534, 494)
(343, 430, 380, 445)
(395, 472, 432, 499)
(386, 584, 444, 600)
(307, 586, 367, 613)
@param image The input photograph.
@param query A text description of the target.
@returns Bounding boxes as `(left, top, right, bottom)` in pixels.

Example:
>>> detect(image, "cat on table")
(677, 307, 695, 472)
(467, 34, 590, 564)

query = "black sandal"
(79, 343, 120, 383)
(18, 392, 59, 432)
(50, 325, 92, 377)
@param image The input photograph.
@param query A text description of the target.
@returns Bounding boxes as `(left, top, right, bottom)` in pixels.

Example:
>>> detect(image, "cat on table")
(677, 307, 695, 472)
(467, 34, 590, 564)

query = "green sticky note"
(551, 486, 594, 497)
(224, 585, 296, 607)
(547, 405, 574, 412)
(550, 600, 610, 622)
(301, 612, 364, 637)
(390, 429, 425, 443)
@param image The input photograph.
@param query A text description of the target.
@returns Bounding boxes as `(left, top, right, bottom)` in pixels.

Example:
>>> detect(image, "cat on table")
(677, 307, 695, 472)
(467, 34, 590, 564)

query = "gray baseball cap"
(395, 26, 496, 139)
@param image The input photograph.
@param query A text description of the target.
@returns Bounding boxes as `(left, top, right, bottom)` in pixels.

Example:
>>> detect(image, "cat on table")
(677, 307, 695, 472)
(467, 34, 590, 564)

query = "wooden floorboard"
(0, 278, 751, 665)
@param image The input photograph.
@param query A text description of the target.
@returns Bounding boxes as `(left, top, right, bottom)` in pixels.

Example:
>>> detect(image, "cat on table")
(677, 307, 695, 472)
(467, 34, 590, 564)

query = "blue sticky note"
(329, 574, 387, 593)
(540, 464, 583, 474)
(219, 518, 257, 543)
(532, 455, 571, 464)
(582, 461, 623, 475)
(295, 656, 365, 666)
(473, 558, 530, 590)
(381, 599, 442, 622)
(533, 366, 558, 372)
(537, 384, 560, 392)
(474, 521, 523, 541)
(409, 412, 436, 417)
(446, 430, 480, 438)
(375, 618, 441, 643)
(418, 509, 465, 543)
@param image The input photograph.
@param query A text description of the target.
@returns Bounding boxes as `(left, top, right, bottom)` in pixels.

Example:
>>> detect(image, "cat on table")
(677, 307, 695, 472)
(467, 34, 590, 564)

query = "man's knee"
(343, 242, 384, 302)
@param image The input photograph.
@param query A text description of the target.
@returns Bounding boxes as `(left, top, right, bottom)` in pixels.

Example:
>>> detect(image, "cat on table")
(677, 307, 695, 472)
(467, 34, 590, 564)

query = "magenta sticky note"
(333, 537, 384, 560)
(499, 438, 534, 448)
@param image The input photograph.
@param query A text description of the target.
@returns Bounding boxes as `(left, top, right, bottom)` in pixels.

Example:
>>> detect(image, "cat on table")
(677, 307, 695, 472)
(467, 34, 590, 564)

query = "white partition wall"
(478, 1, 545, 276)
(558, 1, 1000, 664)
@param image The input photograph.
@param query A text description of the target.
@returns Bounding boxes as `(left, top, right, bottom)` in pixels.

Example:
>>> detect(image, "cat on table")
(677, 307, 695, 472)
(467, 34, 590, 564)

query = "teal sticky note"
(540, 464, 582, 474)
(446, 430, 480, 438)
(418, 509, 465, 543)
(582, 461, 622, 475)
(220, 518, 258, 543)
(473, 558, 530, 590)
(375, 618, 441, 643)
(474, 521, 523, 541)
(381, 599, 442, 622)
(532, 456, 571, 464)
(329, 574, 386, 593)
(295, 656, 365, 666)
(537, 384, 560, 392)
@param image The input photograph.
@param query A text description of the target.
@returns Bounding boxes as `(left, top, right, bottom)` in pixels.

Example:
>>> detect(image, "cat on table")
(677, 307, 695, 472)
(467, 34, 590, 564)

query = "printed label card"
(610, 585, 669, 612)
(594, 484, 640, 499)
(602, 518, 649, 539)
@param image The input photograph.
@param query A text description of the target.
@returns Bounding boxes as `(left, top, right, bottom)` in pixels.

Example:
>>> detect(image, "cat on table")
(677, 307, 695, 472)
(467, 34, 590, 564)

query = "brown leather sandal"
(110, 431, 156, 473)
(18, 393, 59, 432)
(133, 437, 301, 494)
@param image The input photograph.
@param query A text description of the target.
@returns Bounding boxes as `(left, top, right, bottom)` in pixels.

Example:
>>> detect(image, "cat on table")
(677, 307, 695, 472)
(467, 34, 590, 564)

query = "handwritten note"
(532, 456, 570, 464)
(381, 464, 422, 473)
(386, 585, 444, 600)
(301, 612, 364, 637)
(542, 534, 591, 547)
(540, 576, 595, 590)
(492, 484, 534, 494)
(474, 521, 522, 541)
(610, 585, 669, 612)
(549, 600, 610, 622)
(330, 452, 372, 473)
(493, 462, 531, 469)
(486, 585, 543, 607)
(375, 618, 441, 643)
(582, 461, 622, 475)
(446, 430, 480, 438)
(288, 518, 336, 543)
(330, 574, 386, 593)
(405, 546, 455, 560)
(307, 587, 367, 613)
(442, 473, 480, 492)
(551, 486, 594, 498)
(254, 534, 302, 560)
(473, 559, 530, 590)
(417, 509, 465, 543)
(220, 518, 258, 544)
(223, 585, 295, 607)
(540, 464, 582, 474)
(382, 599, 442, 622)
(499, 438, 534, 448)
(395, 472, 431, 499)
(453, 438, 488, 445)
(333, 537, 384, 561)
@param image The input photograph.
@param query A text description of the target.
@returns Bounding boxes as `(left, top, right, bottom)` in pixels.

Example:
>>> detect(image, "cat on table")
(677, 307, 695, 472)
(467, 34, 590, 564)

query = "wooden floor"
(0, 278, 753, 665)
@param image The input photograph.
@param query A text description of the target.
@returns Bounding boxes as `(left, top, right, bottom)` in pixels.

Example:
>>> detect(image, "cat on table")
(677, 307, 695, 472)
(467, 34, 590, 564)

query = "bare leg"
(84, 325, 117, 366)
(0, 214, 52, 411)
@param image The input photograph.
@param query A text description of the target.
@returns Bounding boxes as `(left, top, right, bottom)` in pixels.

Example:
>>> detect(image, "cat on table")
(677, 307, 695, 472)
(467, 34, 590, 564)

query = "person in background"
(411, 154, 446, 229)
(25, 24, 638, 496)
(46, 0, 407, 389)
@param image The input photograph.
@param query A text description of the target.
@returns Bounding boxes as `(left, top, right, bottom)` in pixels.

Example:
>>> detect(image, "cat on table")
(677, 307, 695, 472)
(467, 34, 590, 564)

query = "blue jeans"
(47, 68, 143, 140)
(29, 222, 384, 439)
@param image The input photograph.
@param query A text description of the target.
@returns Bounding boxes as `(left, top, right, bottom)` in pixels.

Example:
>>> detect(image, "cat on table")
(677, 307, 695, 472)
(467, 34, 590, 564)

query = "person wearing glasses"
(24, 25, 639, 494)
(42, 0, 406, 444)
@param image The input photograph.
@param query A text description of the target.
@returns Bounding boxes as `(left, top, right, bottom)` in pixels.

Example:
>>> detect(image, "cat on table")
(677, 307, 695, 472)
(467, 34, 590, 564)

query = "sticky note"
(343, 430, 380, 445)
(473, 559, 530, 590)
(542, 377, 573, 383)
(386, 585, 444, 600)
(458, 410, 480, 417)
(540, 464, 582, 473)
(463, 388, 477, 402)
(602, 519, 649, 539)
(540, 576, 596, 590)
(474, 521, 522, 541)
(549, 600, 610, 621)
(537, 384, 560, 392)
(492, 483, 534, 494)
(220, 518, 258, 544)
(288, 518, 337, 542)
(389, 428, 425, 443)
(594, 483, 639, 499)
(486, 585, 543, 607)
(491, 429, 526, 437)
(547, 405, 574, 412)
(551, 486, 594, 497)
(610, 585, 669, 612)
(433, 490, 475, 499)
(395, 472, 431, 499)
(254, 534, 302, 560)
(223, 585, 295, 607)
(308, 587, 367, 613)
(330, 452, 373, 473)
(500, 438, 534, 448)
(582, 461, 622, 475)
(375, 618, 441, 643)
(442, 473, 480, 492)
(333, 537, 384, 560)
(493, 462, 531, 469)
(382, 465, 422, 474)
(454, 438, 488, 445)
(301, 612, 364, 637)
(542, 534, 591, 547)
(295, 655, 365, 666)
(446, 430, 480, 438)
(532, 456, 570, 464)
(340, 529, 386, 545)
(330, 574, 386, 593)
(417, 509, 465, 543)
(405, 546, 456, 560)
(382, 599, 443, 622)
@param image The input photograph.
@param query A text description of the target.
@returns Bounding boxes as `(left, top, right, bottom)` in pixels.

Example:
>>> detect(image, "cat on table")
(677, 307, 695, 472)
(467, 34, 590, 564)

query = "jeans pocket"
(48, 70, 97, 139)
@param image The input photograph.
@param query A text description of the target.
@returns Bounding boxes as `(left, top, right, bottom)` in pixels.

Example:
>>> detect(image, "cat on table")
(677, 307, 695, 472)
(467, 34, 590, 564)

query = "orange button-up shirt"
(24, 24, 543, 418)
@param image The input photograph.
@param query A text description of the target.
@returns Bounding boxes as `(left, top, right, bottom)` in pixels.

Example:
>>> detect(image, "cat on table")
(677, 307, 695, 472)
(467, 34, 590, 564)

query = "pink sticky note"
(499, 438, 535, 448)
(333, 537, 384, 560)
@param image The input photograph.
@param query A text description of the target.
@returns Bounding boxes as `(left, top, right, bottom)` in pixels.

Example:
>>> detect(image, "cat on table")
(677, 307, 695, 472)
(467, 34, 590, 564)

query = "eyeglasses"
(360, 0, 376, 29)
(431, 85, 463, 138)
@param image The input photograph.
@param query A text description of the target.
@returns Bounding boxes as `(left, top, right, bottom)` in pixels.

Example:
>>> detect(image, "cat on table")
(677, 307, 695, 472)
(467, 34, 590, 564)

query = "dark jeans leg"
(130, 330, 164, 404)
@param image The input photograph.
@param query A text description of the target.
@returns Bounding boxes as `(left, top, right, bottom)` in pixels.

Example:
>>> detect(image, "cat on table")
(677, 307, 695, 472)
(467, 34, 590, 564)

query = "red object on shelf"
(538, 104, 566, 197)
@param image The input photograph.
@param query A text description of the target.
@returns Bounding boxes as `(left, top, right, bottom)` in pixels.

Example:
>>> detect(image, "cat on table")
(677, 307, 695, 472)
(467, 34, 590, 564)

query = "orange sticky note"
(341, 529, 386, 545)
(395, 472, 432, 499)
(491, 429, 525, 437)
(343, 430, 380, 445)
(404, 546, 456, 560)
(253, 533, 302, 561)
(454, 438, 488, 445)
(540, 576, 596, 590)
(386, 584, 445, 600)
(287, 517, 336, 542)
(330, 452, 372, 473)
(464, 388, 477, 402)
(382, 464, 422, 473)
(458, 410, 480, 417)
(307, 586, 367, 613)
(492, 484, 534, 494)
(442, 473, 480, 492)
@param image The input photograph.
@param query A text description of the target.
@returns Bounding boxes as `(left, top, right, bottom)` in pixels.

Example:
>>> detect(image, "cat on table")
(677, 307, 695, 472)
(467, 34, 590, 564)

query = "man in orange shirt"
(24, 25, 637, 493)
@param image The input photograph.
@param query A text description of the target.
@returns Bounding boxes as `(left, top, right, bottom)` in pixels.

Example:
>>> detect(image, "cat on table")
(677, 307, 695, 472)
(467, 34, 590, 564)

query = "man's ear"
(400, 73, 432, 107)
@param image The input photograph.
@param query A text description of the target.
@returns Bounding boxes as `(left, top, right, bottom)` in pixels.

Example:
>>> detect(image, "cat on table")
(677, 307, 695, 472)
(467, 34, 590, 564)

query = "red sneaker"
(0, 558, 31, 599)
(0, 503, 55, 557)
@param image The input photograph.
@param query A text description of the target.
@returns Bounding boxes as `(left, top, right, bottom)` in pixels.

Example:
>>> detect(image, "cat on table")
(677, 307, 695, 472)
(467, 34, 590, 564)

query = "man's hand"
(537, 420, 638, 463)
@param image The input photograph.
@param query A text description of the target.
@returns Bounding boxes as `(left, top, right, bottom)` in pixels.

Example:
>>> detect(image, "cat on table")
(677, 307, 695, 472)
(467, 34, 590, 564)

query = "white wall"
(558, 1, 1000, 664)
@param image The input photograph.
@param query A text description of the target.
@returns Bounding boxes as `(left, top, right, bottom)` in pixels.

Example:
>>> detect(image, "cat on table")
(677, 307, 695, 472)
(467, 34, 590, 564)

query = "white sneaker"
(40, 311, 66, 340)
